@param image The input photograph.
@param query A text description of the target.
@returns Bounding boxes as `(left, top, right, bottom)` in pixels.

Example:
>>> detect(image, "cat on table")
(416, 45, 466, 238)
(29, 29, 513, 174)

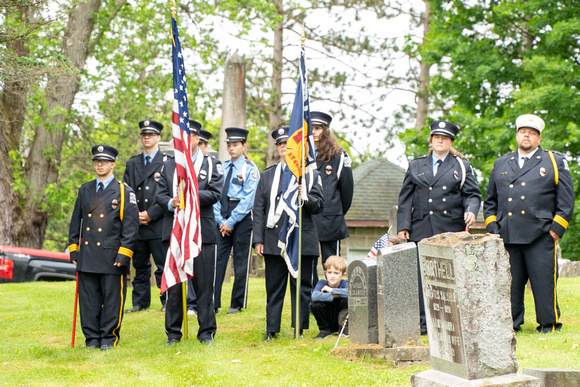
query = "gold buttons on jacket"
(508, 212, 512, 216)
(100, 214, 104, 218)
(521, 182, 526, 186)
(442, 198, 446, 202)
(97, 242, 101, 246)
(508, 198, 512, 202)
(98, 228, 102, 232)
(85, 241, 89, 245)
(442, 186, 447, 190)
(145, 199, 148, 203)
(138, 187, 141, 191)
(429, 199, 433, 203)
(444, 211, 447, 214)
(145, 186, 149, 190)
(88, 213, 92, 217)
(429, 211, 433, 215)
(521, 196, 525, 200)
(429, 187, 433, 191)
(521, 211, 525, 215)
(86, 227, 90, 231)
(509, 184, 514, 188)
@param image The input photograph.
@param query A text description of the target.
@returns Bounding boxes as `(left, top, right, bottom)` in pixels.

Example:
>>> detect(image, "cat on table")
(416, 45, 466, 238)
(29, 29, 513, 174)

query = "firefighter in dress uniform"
(253, 127, 324, 341)
(311, 111, 354, 278)
(157, 120, 224, 344)
(186, 127, 217, 317)
(68, 145, 139, 349)
(397, 121, 481, 335)
(484, 114, 574, 333)
(123, 120, 170, 313)
(213, 127, 259, 314)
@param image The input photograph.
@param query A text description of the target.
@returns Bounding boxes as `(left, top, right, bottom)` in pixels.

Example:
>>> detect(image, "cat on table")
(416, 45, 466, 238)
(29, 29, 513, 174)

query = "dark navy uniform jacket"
(253, 164, 324, 257)
(397, 152, 481, 242)
(156, 153, 223, 244)
(484, 146, 574, 244)
(122, 151, 168, 240)
(313, 151, 353, 241)
(68, 179, 139, 275)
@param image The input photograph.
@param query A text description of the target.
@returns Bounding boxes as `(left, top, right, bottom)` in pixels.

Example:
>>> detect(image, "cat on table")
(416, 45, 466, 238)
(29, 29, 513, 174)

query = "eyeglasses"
(93, 160, 112, 165)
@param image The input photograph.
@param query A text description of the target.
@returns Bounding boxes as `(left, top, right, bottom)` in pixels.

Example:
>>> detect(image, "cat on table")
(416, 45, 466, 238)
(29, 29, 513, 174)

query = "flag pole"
(295, 24, 306, 339)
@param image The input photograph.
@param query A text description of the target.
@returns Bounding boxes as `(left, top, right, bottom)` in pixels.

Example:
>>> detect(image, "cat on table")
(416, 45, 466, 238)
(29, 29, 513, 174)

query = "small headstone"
(348, 258, 378, 344)
(523, 368, 580, 387)
(416, 232, 517, 381)
(377, 242, 421, 348)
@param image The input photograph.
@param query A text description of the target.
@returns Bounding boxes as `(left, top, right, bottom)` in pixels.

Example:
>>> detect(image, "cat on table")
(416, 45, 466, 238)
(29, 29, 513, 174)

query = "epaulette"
(544, 149, 563, 157)
(162, 153, 174, 162)
(263, 164, 276, 172)
(129, 154, 141, 160)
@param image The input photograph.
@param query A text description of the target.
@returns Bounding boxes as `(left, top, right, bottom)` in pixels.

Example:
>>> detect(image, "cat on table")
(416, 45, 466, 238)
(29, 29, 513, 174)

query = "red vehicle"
(0, 246, 76, 283)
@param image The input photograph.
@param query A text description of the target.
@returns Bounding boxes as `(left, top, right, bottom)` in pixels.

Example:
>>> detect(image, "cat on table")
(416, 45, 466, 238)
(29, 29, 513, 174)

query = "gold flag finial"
(169, 0, 177, 18)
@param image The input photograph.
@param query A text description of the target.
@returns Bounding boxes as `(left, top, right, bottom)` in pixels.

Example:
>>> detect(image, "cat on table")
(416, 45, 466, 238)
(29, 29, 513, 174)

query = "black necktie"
(145, 155, 151, 166)
(97, 182, 104, 196)
(434, 159, 442, 176)
(521, 156, 529, 168)
(221, 164, 234, 217)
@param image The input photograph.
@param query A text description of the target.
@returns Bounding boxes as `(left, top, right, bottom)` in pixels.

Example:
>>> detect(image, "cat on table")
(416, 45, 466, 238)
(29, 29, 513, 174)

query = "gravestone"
(376, 243, 421, 348)
(523, 368, 580, 387)
(412, 232, 540, 386)
(348, 258, 378, 345)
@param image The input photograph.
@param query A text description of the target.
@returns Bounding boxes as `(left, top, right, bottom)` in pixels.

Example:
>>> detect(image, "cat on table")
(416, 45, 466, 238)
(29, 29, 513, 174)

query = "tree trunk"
(9, 0, 102, 248)
(219, 53, 247, 162)
(0, 5, 33, 246)
(267, 0, 284, 167)
(415, 0, 431, 132)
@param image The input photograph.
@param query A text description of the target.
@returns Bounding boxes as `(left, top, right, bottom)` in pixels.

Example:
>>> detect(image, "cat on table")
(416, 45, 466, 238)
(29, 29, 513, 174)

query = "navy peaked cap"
(225, 127, 249, 142)
(430, 120, 459, 140)
(139, 120, 163, 135)
(92, 145, 118, 161)
(271, 127, 289, 144)
(311, 111, 332, 127)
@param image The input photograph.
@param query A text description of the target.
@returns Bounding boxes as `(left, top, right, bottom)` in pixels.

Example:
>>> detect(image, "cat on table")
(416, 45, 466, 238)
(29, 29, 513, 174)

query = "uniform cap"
(430, 120, 459, 140)
(516, 114, 545, 134)
(189, 120, 201, 136)
(225, 127, 249, 142)
(311, 111, 332, 127)
(92, 145, 118, 161)
(139, 120, 163, 135)
(199, 129, 212, 143)
(271, 127, 289, 144)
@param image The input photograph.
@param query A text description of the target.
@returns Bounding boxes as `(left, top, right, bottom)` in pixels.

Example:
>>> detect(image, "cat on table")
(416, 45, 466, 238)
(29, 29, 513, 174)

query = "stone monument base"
(331, 344, 429, 366)
(411, 369, 540, 387)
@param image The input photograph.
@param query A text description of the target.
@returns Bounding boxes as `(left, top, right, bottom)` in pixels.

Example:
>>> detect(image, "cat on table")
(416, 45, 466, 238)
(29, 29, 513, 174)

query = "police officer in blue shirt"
(214, 127, 260, 314)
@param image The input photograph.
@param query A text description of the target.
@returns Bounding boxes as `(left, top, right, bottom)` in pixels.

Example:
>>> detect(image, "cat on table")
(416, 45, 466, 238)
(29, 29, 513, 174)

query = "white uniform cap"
(516, 114, 545, 134)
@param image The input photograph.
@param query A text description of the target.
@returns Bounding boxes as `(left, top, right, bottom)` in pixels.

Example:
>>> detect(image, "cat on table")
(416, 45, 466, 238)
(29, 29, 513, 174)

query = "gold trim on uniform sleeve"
(118, 246, 133, 258)
(69, 244, 79, 252)
(553, 215, 569, 229)
(485, 215, 497, 226)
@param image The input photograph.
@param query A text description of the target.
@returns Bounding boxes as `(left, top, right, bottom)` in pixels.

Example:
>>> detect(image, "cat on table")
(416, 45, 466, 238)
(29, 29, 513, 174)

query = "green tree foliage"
(400, 0, 580, 258)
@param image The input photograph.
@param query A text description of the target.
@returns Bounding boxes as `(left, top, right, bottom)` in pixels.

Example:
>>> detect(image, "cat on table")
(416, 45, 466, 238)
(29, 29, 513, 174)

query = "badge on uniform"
(199, 170, 207, 180)
(344, 154, 351, 168)
(111, 199, 118, 209)
(237, 174, 243, 182)
(251, 172, 258, 180)
(540, 167, 546, 177)
(563, 159, 570, 171)
(154, 172, 161, 182)
(453, 170, 459, 180)
(217, 164, 223, 175)
(130, 192, 137, 204)
(326, 165, 332, 175)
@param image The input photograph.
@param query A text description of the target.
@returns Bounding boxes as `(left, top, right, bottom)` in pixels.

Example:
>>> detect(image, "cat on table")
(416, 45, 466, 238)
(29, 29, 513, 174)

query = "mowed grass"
(1, 277, 579, 386)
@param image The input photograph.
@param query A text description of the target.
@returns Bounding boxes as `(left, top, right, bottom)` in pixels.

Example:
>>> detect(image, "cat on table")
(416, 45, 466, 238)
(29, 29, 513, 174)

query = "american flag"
(277, 42, 316, 278)
(367, 233, 390, 259)
(160, 16, 201, 294)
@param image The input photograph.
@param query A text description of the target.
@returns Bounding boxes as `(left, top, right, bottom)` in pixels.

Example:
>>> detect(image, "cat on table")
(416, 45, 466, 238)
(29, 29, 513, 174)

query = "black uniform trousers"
(165, 243, 217, 342)
(264, 254, 288, 333)
(78, 271, 127, 348)
(131, 238, 166, 308)
(505, 233, 561, 332)
(214, 210, 252, 310)
(187, 279, 198, 312)
(311, 298, 348, 333)
(290, 256, 317, 330)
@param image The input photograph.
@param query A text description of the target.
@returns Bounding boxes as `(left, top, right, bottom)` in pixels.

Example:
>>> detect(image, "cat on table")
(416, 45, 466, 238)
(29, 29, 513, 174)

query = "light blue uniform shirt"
(213, 157, 259, 228)
(143, 148, 159, 165)
(96, 175, 116, 192)
(432, 152, 449, 176)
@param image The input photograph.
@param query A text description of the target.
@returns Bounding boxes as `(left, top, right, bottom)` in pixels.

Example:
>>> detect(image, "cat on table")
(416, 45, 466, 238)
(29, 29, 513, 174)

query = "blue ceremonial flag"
(278, 43, 316, 278)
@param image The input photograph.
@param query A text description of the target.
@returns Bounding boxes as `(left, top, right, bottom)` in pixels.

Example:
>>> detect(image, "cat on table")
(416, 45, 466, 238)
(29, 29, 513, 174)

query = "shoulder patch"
(563, 158, 570, 171)
(343, 152, 352, 168)
(317, 175, 323, 187)
(250, 172, 258, 181)
(217, 163, 224, 175)
(129, 192, 137, 204)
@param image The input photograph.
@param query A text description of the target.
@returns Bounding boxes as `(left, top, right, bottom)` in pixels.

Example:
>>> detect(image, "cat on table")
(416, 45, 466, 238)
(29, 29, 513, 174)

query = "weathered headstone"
(412, 232, 540, 386)
(377, 243, 421, 348)
(348, 258, 378, 345)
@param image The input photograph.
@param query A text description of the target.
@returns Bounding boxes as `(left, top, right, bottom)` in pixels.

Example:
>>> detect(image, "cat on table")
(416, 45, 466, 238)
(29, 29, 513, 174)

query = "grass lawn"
(1, 277, 579, 386)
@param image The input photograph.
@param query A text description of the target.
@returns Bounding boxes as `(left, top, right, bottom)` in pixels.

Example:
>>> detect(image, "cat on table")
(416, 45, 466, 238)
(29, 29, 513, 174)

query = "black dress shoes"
(126, 305, 147, 313)
(165, 338, 180, 346)
(264, 332, 277, 342)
